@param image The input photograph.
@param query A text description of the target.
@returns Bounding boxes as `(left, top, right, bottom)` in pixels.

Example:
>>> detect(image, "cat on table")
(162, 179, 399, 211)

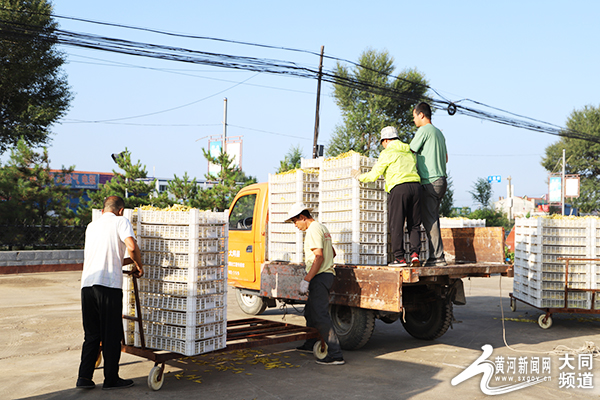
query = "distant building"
(494, 195, 538, 217)
(50, 170, 218, 209)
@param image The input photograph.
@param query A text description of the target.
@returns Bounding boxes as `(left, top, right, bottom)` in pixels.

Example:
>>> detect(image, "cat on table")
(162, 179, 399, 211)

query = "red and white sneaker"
(410, 253, 420, 268)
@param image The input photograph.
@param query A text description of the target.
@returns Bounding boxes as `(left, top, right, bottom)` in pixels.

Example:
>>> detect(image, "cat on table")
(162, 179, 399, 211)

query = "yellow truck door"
(227, 187, 261, 285)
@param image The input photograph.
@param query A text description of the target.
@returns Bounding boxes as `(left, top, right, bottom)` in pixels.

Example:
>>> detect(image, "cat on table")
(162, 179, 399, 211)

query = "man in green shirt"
(410, 102, 448, 266)
(285, 203, 344, 365)
(355, 126, 422, 267)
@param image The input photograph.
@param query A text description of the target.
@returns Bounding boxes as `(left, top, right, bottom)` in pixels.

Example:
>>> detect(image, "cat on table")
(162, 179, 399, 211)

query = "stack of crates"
(319, 152, 387, 265)
(121, 208, 228, 356)
(268, 169, 319, 262)
(513, 216, 599, 309)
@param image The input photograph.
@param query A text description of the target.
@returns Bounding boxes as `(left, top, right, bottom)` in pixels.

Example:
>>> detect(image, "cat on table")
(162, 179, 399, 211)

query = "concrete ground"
(1, 271, 599, 400)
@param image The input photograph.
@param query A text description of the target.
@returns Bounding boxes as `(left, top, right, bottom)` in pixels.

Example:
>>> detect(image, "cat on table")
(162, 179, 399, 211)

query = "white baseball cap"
(380, 126, 399, 142)
(284, 203, 312, 223)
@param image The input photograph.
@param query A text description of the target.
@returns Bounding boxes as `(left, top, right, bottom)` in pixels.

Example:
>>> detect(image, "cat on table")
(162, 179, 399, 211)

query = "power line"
(0, 11, 597, 144)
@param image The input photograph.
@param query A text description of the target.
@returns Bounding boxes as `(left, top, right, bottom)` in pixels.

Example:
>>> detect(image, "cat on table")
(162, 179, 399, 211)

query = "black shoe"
(388, 259, 407, 267)
(76, 377, 96, 390)
(316, 356, 345, 365)
(102, 378, 134, 390)
(426, 258, 447, 267)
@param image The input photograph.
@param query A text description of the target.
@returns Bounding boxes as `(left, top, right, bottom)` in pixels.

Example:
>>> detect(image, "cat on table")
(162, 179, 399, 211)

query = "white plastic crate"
(135, 292, 224, 312)
(138, 209, 227, 225)
(142, 252, 224, 268)
(138, 278, 226, 297)
(134, 334, 226, 356)
(141, 320, 226, 341)
(144, 265, 225, 283)
(141, 306, 225, 327)
(140, 224, 224, 239)
(140, 238, 224, 254)
(439, 218, 485, 228)
(269, 251, 302, 262)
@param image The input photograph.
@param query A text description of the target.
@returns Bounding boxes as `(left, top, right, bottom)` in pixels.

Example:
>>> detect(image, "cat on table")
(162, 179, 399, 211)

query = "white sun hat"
(284, 203, 312, 223)
(380, 126, 399, 142)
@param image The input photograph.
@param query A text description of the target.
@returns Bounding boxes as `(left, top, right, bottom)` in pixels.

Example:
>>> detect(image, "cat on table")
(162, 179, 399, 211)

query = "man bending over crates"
(353, 126, 423, 267)
(285, 203, 345, 365)
(76, 196, 144, 390)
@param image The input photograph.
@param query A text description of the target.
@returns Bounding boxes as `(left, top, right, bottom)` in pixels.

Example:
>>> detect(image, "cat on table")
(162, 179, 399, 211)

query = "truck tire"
(329, 304, 375, 350)
(401, 295, 453, 340)
(235, 288, 268, 315)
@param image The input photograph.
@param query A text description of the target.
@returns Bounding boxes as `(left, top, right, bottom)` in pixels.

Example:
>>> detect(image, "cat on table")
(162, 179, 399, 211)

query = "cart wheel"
(313, 340, 328, 360)
(510, 297, 517, 312)
(538, 314, 553, 329)
(148, 365, 165, 391)
(95, 352, 102, 369)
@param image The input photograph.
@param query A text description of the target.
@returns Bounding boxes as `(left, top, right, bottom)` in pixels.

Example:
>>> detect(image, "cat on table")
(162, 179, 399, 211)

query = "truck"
(226, 182, 511, 350)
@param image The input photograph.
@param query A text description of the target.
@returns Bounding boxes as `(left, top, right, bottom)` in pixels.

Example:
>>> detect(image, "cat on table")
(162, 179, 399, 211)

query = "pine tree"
(199, 149, 256, 211)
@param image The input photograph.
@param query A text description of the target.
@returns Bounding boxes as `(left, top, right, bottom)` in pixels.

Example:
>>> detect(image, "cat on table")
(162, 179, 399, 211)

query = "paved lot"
(1, 271, 599, 399)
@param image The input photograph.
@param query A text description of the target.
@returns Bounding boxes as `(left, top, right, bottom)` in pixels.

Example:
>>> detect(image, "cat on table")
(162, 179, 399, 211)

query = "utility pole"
(312, 46, 324, 159)
(561, 148, 566, 215)
(222, 98, 228, 182)
(507, 175, 512, 220)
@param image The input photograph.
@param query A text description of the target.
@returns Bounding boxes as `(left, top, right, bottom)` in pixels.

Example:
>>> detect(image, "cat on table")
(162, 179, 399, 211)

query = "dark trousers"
(78, 285, 124, 384)
(421, 177, 447, 260)
(304, 273, 343, 358)
(388, 182, 422, 260)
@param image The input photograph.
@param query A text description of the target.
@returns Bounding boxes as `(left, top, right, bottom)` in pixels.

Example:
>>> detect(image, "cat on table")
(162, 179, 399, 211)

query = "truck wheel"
(401, 296, 453, 340)
(329, 304, 375, 350)
(235, 289, 268, 315)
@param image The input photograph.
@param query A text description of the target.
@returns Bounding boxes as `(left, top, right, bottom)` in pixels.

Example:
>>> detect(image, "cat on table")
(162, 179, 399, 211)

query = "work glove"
(351, 169, 361, 180)
(299, 279, 310, 295)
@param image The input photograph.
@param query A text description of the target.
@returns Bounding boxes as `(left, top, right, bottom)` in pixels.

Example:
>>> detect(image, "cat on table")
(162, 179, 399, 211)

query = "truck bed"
(259, 227, 511, 313)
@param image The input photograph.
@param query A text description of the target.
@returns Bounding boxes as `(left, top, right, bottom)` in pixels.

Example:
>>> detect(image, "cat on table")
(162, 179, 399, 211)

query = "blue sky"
(21, 0, 600, 208)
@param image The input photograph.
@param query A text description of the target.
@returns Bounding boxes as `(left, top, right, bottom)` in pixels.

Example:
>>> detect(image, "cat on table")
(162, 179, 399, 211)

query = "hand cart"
(509, 257, 599, 329)
(111, 273, 321, 390)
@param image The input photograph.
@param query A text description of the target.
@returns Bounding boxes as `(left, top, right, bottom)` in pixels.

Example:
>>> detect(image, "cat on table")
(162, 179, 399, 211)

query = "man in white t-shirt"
(76, 196, 143, 390)
(285, 203, 344, 365)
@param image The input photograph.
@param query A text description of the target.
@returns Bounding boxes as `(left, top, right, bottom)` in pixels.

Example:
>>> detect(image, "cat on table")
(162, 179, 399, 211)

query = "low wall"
(0, 250, 84, 274)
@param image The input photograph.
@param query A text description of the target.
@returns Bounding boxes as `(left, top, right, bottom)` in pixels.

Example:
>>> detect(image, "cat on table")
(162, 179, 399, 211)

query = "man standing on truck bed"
(76, 196, 144, 390)
(354, 126, 423, 267)
(285, 203, 345, 365)
(410, 101, 448, 267)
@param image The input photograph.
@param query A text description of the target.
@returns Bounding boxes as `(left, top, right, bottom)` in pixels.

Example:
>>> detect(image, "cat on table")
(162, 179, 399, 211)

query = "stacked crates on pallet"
(122, 208, 228, 356)
(319, 152, 387, 265)
(513, 217, 599, 310)
(268, 169, 320, 263)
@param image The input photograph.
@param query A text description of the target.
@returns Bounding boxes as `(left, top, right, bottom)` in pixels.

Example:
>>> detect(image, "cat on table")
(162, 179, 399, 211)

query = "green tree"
(0, 137, 75, 224)
(468, 208, 513, 233)
(328, 48, 429, 157)
(199, 149, 256, 211)
(469, 177, 493, 209)
(0, 0, 72, 154)
(440, 174, 454, 217)
(277, 144, 303, 173)
(168, 172, 201, 207)
(78, 149, 157, 222)
(541, 104, 600, 213)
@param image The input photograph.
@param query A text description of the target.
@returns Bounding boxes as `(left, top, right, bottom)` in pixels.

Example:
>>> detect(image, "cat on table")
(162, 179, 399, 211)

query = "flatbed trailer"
(509, 257, 600, 329)
(119, 273, 320, 391)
